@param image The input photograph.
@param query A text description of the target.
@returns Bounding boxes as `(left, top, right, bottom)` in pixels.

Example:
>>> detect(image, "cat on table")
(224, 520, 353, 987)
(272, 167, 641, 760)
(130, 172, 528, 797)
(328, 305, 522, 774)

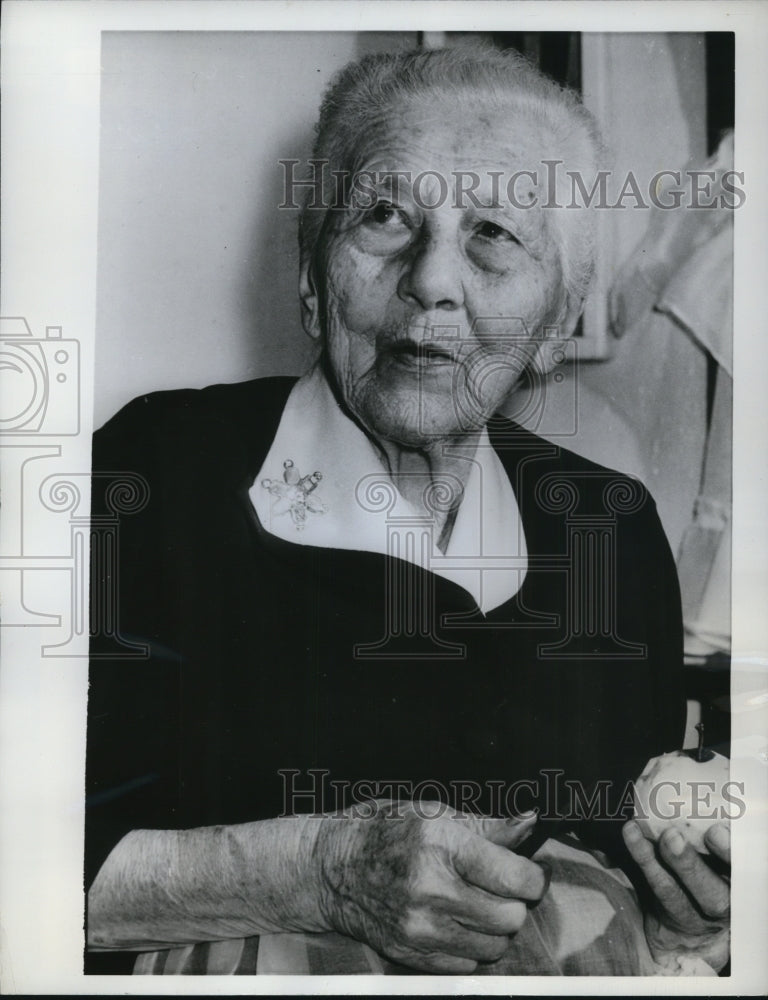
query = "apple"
(633, 746, 730, 854)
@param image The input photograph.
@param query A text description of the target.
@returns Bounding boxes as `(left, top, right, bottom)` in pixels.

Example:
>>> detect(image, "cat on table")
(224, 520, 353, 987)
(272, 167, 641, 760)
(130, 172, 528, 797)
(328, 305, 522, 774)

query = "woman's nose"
(397, 230, 465, 312)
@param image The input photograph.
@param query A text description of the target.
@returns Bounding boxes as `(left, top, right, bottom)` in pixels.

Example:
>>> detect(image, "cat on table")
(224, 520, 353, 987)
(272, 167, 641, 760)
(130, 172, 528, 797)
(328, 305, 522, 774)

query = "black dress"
(85, 376, 685, 973)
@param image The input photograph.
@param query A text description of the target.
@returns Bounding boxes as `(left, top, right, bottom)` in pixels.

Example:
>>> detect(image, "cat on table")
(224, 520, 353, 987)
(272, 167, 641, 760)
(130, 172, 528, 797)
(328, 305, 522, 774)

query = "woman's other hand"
(622, 819, 730, 973)
(316, 800, 548, 973)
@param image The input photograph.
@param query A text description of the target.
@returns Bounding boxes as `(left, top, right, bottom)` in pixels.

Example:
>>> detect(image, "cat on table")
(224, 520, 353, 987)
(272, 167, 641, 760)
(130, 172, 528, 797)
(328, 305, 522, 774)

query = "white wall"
(95, 31, 417, 427)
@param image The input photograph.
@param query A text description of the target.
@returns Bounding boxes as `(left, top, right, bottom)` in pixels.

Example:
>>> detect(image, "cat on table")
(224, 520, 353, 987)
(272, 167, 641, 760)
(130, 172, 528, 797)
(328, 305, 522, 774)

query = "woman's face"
(309, 98, 579, 449)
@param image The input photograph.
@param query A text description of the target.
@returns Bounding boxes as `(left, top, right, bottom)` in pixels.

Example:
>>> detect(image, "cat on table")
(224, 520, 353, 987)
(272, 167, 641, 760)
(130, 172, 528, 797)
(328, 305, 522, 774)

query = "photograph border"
(1, 2, 766, 995)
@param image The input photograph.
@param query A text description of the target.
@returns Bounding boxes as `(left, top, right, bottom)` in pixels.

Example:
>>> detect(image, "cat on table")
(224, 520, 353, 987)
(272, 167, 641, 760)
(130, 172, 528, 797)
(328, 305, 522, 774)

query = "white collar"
(249, 367, 527, 614)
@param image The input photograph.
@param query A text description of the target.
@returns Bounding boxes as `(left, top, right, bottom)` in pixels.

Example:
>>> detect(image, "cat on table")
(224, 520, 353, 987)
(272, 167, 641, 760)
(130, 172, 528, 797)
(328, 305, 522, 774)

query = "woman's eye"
(475, 221, 518, 243)
(353, 200, 414, 255)
(365, 201, 408, 228)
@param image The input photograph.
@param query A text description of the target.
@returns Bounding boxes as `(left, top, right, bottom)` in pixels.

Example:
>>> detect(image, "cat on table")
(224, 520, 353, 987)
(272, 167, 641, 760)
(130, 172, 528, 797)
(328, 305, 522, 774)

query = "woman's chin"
(353, 379, 489, 450)
(365, 410, 482, 451)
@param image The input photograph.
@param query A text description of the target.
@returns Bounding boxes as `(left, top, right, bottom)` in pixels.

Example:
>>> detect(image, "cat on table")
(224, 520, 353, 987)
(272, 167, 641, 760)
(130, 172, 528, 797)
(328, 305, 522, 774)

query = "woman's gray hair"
(300, 42, 607, 306)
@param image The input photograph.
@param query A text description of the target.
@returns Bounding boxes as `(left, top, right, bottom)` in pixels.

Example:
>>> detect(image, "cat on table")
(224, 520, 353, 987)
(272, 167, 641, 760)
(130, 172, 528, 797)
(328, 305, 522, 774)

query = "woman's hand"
(622, 819, 730, 973)
(315, 800, 548, 973)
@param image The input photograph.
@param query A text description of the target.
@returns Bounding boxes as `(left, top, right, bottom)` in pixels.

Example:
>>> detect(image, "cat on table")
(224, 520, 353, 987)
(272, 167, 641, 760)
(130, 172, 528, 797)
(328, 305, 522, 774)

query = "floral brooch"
(261, 459, 327, 530)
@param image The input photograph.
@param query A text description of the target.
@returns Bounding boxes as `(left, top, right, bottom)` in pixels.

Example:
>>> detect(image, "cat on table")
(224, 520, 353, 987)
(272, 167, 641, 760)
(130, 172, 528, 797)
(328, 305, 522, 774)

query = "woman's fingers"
(422, 954, 478, 974)
(440, 923, 510, 963)
(448, 884, 529, 936)
(704, 822, 731, 863)
(657, 828, 730, 920)
(452, 831, 547, 902)
(402, 909, 510, 965)
(465, 812, 538, 849)
(622, 821, 691, 915)
(397, 950, 479, 975)
(622, 820, 730, 924)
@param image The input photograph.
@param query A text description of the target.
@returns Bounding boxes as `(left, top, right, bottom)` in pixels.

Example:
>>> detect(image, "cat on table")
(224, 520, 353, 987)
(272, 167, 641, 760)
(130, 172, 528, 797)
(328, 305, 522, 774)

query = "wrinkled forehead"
(347, 92, 561, 199)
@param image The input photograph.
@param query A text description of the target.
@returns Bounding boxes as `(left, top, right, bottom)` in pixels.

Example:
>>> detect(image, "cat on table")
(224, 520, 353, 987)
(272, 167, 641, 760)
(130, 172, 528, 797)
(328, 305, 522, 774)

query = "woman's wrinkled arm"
(87, 816, 330, 951)
(87, 802, 546, 974)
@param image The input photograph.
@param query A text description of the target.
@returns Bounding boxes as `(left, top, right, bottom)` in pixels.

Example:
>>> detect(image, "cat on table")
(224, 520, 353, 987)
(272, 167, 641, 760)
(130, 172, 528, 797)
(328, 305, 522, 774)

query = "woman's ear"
(299, 256, 322, 340)
(531, 293, 584, 375)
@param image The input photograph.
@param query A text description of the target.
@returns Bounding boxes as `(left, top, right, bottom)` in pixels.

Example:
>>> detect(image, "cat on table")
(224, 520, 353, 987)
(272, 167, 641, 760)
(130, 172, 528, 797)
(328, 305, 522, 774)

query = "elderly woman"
(86, 45, 730, 976)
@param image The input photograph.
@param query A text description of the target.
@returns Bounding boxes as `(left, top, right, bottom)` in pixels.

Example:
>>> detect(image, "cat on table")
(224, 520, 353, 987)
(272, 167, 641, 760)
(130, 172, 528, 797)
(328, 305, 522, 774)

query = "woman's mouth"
(385, 340, 457, 371)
